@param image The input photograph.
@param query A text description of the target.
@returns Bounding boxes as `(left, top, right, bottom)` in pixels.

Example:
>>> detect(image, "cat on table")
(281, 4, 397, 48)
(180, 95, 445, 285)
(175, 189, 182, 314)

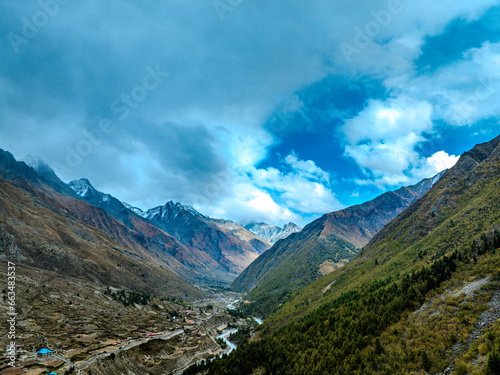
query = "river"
(216, 316, 262, 355)
(215, 300, 264, 355)
(216, 328, 238, 356)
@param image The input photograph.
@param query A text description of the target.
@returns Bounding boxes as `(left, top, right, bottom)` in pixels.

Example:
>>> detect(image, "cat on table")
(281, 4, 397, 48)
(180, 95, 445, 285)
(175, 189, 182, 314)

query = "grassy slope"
(235, 217, 357, 317)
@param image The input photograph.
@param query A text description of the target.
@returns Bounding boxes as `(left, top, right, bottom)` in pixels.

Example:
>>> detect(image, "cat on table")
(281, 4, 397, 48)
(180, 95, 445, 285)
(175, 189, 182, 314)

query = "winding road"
(74, 329, 184, 368)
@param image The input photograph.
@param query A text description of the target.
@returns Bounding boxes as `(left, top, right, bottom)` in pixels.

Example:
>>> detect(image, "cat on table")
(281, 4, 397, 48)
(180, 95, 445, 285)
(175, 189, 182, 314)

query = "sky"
(0, 0, 499, 227)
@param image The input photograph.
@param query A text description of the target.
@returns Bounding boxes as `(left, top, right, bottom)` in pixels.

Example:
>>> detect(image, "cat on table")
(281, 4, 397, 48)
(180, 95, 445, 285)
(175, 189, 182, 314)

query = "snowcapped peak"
(143, 200, 205, 222)
(244, 222, 302, 244)
(23, 154, 44, 168)
(284, 222, 301, 231)
(164, 201, 203, 217)
(181, 204, 203, 217)
(68, 178, 98, 199)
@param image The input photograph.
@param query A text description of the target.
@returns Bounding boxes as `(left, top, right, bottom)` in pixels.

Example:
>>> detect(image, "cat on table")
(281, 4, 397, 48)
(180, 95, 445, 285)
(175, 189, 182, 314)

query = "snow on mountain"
(431, 169, 447, 185)
(23, 154, 53, 174)
(122, 202, 146, 217)
(69, 178, 108, 201)
(142, 201, 206, 222)
(21, 154, 78, 197)
(244, 222, 302, 244)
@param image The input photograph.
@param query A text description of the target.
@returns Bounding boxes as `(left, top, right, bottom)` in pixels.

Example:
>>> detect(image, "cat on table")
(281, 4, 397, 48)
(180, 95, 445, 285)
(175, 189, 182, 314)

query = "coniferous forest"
(185, 231, 500, 374)
(185, 141, 500, 374)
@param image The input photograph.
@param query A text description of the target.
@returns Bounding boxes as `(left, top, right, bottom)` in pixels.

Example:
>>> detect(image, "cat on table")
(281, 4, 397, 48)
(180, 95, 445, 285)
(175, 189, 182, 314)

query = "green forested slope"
(233, 174, 440, 317)
(265, 134, 500, 329)
(186, 135, 500, 374)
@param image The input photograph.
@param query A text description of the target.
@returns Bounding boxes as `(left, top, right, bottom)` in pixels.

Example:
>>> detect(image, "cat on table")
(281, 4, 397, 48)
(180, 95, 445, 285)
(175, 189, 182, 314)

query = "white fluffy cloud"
(207, 182, 300, 225)
(340, 37, 500, 188)
(284, 152, 330, 183)
(340, 95, 461, 187)
(195, 152, 341, 225)
(436, 42, 500, 126)
(383, 41, 500, 128)
(249, 154, 340, 214)
(425, 151, 459, 173)
(341, 96, 437, 186)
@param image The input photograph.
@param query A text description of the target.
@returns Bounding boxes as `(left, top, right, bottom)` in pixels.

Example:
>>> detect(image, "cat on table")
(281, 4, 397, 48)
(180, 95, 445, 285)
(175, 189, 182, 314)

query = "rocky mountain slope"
(208, 218, 271, 254)
(142, 202, 269, 279)
(243, 222, 301, 244)
(232, 171, 445, 316)
(0, 150, 203, 299)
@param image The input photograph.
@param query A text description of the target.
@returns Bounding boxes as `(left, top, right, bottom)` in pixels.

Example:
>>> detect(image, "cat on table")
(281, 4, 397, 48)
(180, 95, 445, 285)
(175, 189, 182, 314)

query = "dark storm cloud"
(58, 120, 230, 209)
(0, 1, 332, 121)
(1, 0, 499, 223)
(0, 0, 342, 210)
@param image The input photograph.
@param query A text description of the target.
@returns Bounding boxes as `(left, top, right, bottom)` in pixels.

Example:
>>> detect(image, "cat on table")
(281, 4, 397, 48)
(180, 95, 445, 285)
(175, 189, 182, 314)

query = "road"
(74, 329, 184, 368)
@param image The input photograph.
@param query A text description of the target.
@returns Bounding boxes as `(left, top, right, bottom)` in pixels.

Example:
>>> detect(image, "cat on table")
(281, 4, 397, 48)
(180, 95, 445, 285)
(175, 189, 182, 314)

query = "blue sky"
(1, 1, 499, 226)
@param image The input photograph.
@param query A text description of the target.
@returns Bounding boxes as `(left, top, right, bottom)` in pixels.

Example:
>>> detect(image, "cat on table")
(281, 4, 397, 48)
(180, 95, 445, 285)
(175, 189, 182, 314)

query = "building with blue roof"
(37, 348, 53, 359)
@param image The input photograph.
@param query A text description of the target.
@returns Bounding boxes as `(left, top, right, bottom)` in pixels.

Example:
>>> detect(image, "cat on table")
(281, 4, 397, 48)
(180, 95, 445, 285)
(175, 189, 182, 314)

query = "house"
(36, 348, 53, 359)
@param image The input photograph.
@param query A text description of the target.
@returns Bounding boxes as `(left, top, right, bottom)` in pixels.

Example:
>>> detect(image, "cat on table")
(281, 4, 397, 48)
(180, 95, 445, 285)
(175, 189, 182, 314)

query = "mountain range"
(0, 146, 451, 303)
(0, 149, 202, 298)
(3, 134, 500, 374)
(231, 170, 445, 316)
(67, 177, 271, 284)
(0, 151, 277, 296)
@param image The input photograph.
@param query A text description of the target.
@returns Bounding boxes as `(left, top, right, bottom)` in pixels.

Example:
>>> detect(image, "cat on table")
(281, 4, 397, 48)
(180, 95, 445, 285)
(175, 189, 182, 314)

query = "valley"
(184, 136, 500, 375)
(3, 1, 500, 374)
(1, 137, 500, 375)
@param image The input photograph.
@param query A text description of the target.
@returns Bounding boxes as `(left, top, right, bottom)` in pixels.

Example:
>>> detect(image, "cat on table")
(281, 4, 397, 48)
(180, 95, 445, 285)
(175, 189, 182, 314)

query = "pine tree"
(421, 351, 431, 372)
(486, 351, 500, 375)
(375, 338, 384, 355)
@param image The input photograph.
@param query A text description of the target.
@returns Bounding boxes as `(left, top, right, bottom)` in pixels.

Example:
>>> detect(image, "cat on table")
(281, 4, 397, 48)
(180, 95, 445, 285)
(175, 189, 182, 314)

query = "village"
(0, 267, 255, 375)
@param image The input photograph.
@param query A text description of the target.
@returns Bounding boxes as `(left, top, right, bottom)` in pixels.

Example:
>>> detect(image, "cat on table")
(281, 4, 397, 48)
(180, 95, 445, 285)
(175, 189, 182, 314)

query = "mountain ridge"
(67, 177, 270, 284)
(0, 159, 204, 299)
(266, 133, 500, 328)
(143, 201, 269, 280)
